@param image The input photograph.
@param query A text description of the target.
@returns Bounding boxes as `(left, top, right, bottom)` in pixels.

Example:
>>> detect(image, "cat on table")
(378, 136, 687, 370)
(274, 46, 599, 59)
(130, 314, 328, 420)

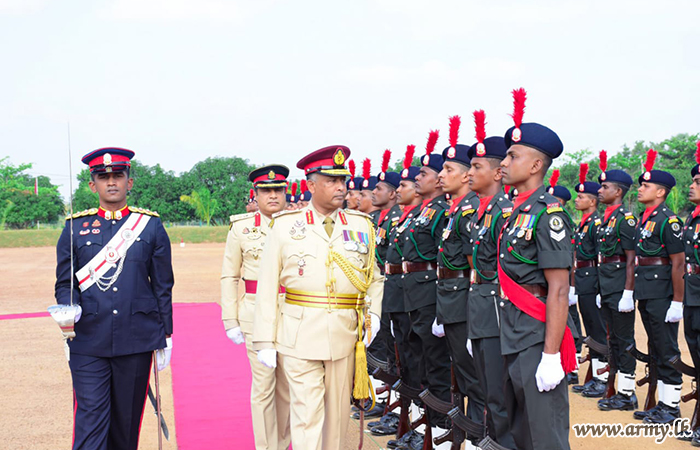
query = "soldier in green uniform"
(569, 163, 609, 398)
(497, 89, 576, 450)
(434, 116, 485, 431)
(631, 149, 684, 424)
(465, 110, 515, 449)
(682, 146, 700, 444)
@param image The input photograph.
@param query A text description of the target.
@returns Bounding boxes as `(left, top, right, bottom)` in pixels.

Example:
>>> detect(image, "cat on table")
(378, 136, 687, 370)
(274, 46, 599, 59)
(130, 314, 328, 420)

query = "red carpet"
(172, 302, 255, 449)
(0, 311, 50, 320)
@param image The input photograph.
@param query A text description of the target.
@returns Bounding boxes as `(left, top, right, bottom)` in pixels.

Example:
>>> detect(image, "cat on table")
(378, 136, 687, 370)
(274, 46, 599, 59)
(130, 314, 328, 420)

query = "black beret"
(547, 185, 571, 202)
(598, 169, 633, 187)
(441, 144, 471, 167)
(638, 169, 676, 189)
(504, 122, 563, 159)
(467, 136, 508, 160)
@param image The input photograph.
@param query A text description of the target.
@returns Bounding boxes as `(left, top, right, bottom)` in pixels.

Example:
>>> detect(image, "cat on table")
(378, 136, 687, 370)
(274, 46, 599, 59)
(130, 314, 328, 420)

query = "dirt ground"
(0, 243, 696, 449)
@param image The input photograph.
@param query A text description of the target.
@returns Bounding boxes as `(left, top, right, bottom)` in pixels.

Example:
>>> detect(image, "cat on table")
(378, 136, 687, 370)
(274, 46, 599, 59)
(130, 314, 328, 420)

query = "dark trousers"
(577, 293, 608, 360)
(390, 311, 423, 389)
(70, 352, 152, 450)
(443, 322, 485, 422)
(684, 306, 700, 379)
(504, 343, 570, 450)
(368, 310, 397, 373)
(599, 294, 637, 375)
(408, 303, 452, 426)
(568, 304, 583, 353)
(472, 337, 515, 449)
(638, 299, 682, 385)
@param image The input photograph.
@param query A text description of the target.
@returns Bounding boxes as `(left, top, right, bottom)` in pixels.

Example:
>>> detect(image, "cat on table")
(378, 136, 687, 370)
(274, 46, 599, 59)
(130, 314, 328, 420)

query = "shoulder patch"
(546, 203, 563, 214)
(668, 216, 679, 224)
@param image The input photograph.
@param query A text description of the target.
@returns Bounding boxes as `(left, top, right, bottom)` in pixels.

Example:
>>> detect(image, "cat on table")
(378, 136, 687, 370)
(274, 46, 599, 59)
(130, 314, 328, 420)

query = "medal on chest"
(343, 229, 369, 254)
(442, 217, 455, 241)
(298, 258, 306, 276)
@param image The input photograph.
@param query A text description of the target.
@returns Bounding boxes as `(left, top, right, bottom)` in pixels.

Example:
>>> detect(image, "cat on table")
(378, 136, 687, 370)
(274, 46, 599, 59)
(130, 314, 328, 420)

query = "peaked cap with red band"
(248, 164, 290, 188)
(297, 145, 351, 177)
(81, 147, 134, 174)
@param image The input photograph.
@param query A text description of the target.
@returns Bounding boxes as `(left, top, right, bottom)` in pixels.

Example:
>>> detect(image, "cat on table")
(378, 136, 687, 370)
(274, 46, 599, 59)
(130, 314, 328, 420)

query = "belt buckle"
(597, 254, 602, 264)
(634, 256, 639, 267)
(469, 270, 476, 284)
(688, 263, 693, 275)
(401, 261, 409, 273)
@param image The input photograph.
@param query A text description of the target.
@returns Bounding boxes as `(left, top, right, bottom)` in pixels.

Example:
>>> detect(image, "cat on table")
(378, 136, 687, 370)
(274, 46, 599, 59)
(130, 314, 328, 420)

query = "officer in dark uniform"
(360, 173, 380, 218)
(55, 147, 174, 450)
(465, 119, 515, 448)
(682, 151, 700, 444)
(498, 102, 576, 449)
(434, 116, 485, 429)
(569, 164, 609, 398)
(632, 149, 684, 424)
(400, 140, 453, 435)
(594, 152, 639, 411)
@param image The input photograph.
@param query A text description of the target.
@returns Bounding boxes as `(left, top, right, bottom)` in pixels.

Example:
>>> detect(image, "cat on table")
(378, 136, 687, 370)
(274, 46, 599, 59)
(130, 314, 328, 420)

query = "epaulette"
(128, 206, 160, 217)
(271, 209, 302, 219)
(669, 215, 680, 224)
(66, 208, 98, 220)
(344, 209, 372, 219)
(230, 212, 255, 223)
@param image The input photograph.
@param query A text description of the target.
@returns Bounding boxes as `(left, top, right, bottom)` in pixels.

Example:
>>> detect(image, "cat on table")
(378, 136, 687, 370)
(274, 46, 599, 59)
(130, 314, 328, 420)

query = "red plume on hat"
(300, 179, 307, 193)
(348, 159, 356, 178)
(549, 169, 560, 187)
(643, 149, 657, 172)
(510, 88, 527, 127)
(362, 158, 371, 180)
(426, 130, 439, 155)
(291, 181, 298, 195)
(448, 116, 460, 149)
(599, 150, 608, 173)
(474, 110, 486, 144)
(404, 145, 416, 170)
(249, 188, 254, 199)
(579, 163, 589, 184)
(695, 141, 700, 165)
(381, 150, 391, 173)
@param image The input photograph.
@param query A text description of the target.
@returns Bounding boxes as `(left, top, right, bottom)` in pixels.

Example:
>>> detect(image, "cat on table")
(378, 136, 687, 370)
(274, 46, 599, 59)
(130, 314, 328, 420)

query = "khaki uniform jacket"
(221, 211, 273, 334)
(253, 203, 384, 361)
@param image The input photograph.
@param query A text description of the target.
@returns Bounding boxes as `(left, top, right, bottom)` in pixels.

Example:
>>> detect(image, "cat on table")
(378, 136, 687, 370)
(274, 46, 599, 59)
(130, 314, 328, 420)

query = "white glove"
(665, 301, 684, 323)
(535, 352, 565, 392)
(257, 348, 277, 369)
(568, 286, 578, 306)
(466, 339, 473, 357)
(618, 290, 635, 313)
(226, 327, 245, 345)
(74, 305, 82, 323)
(363, 313, 381, 346)
(156, 337, 173, 371)
(596, 294, 601, 309)
(390, 320, 395, 338)
(431, 318, 445, 338)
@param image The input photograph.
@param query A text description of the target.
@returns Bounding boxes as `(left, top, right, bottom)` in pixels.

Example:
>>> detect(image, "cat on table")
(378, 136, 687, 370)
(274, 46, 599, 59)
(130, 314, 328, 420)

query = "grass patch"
(0, 225, 228, 248)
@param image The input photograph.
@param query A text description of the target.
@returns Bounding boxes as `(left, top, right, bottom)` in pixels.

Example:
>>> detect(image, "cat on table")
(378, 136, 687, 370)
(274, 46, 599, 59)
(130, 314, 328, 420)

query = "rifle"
(670, 355, 700, 431)
(393, 380, 431, 448)
(627, 343, 657, 411)
(417, 368, 465, 449)
(584, 334, 616, 399)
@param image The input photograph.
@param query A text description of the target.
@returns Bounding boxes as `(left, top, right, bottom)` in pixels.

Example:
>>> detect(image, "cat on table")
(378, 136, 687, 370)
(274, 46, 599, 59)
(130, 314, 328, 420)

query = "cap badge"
(512, 128, 522, 142)
(103, 153, 112, 165)
(548, 187, 554, 195)
(579, 185, 584, 192)
(268, 170, 275, 180)
(447, 147, 456, 159)
(422, 155, 430, 166)
(643, 171, 651, 181)
(476, 143, 486, 156)
(362, 179, 369, 188)
(333, 148, 346, 165)
(379, 173, 385, 181)
(349, 181, 355, 189)
(401, 169, 408, 178)
(600, 172, 607, 181)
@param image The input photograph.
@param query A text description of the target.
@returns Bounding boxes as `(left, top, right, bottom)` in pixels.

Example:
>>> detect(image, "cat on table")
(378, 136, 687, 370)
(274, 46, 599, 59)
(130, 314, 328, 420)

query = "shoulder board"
(344, 209, 372, 219)
(624, 213, 635, 220)
(128, 206, 159, 217)
(594, 219, 602, 226)
(669, 216, 679, 223)
(230, 212, 255, 223)
(272, 209, 302, 219)
(546, 202, 563, 214)
(66, 208, 97, 220)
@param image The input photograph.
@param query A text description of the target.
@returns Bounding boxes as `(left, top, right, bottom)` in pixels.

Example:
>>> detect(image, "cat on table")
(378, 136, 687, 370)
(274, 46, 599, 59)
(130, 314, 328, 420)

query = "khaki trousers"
(281, 353, 354, 450)
(244, 333, 292, 450)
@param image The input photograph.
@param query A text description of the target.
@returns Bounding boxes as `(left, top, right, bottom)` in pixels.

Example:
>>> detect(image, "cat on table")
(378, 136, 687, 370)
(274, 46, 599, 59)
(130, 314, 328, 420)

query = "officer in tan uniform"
(221, 164, 291, 450)
(253, 145, 384, 450)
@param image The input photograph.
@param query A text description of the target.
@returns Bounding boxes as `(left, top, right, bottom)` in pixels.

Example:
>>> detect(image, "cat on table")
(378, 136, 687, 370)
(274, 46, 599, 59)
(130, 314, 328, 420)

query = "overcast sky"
(1, 0, 698, 200)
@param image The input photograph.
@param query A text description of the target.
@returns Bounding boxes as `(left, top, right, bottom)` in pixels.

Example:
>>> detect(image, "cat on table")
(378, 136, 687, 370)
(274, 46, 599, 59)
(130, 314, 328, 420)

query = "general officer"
(400, 138, 453, 436)
(220, 164, 291, 450)
(632, 150, 684, 424)
(465, 123, 515, 449)
(682, 150, 700, 444)
(434, 115, 485, 434)
(498, 96, 576, 450)
(569, 164, 609, 398)
(594, 151, 639, 411)
(252, 145, 384, 450)
(55, 147, 173, 450)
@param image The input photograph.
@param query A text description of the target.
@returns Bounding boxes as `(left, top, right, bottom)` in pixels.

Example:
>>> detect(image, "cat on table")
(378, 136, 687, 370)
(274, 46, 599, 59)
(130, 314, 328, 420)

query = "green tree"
(180, 187, 218, 225)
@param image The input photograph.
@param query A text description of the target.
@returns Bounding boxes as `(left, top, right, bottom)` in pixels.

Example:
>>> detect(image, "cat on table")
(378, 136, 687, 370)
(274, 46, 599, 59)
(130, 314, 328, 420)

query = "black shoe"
(387, 430, 416, 449)
(691, 429, 700, 446)
(566, 372, 579, 385)
(633, 403, 660, 420)
(643, 402, 681, 424)
(572, 378, 596, 393)
(581, 379, 607, 398)
(352, 402, 386, 420)
(677, 429, 694, 442)
(598, 393, 638, 411)
(369, 413, 400, 436)
(368, 412, 398, 429)
(397, 431, 424, 450)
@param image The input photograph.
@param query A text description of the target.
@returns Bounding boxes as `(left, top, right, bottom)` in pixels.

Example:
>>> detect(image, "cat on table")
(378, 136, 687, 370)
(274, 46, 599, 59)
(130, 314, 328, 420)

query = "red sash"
(497, 231, 577, 374)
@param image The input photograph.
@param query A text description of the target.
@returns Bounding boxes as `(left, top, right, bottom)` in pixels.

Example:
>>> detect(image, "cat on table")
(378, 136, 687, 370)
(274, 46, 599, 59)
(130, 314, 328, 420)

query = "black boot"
(387, 430, 416, 449)
(598, 393, 638, 411)
(642, 402, 681, 424)
(397, 431, 424, 450)
(581, 379, 607, 398)
(352, 402, 386, 420)
(566, 372, 579, 385)
(369, 413, 400, 436)
(572, 378, 596, 393)
(691, 428, 700, 447)
(633, 404, 661, 420)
